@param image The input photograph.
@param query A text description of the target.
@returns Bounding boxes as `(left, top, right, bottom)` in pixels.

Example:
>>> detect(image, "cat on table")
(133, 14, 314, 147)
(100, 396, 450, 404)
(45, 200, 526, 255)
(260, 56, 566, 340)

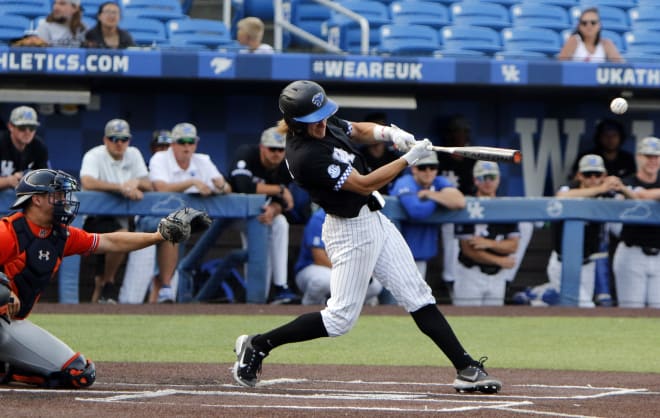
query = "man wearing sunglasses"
(148, 122, 231, 303)
(0, 106, 49, 191)
(454, 161, 520, 306)
(519, 155, 634, 308)
(391, 152, 466, 285)
(80, 118, 153, 304)
(228, 126, 299, 304)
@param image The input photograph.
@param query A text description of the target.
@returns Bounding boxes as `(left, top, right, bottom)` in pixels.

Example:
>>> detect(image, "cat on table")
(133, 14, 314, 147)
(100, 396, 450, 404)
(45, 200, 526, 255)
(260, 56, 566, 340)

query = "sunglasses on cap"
(16, 125, 37, 132)
(580, 19, 599, 26)
(416, 164, 438, 171)
(268, 147, 285, 153)
(175, 137, 197, 145)
(581, 171, 603, 178)
(476, 174, 498, 182)
(108, 136, 130, 143)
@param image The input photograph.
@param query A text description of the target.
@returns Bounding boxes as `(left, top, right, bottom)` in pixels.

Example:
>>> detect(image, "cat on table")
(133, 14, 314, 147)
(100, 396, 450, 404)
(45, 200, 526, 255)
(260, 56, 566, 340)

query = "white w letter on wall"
(516, 118, 584, 196)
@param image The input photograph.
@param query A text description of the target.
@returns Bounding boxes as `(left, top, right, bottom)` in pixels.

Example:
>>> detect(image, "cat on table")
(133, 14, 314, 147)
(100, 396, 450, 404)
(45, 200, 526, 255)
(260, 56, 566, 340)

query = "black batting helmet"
(11, 169, 80, 225)
(278, 80, 338, 123)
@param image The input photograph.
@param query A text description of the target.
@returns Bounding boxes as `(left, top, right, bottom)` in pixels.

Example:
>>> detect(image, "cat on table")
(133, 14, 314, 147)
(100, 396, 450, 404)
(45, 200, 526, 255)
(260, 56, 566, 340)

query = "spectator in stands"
(84, 1, 135, 49)
(295, 208, 383, 305)
(33, 0, 87, 47)
(391, 153, 466, 280)
(228, 126, 299, 304)
(148, 122, 231, 303)
(80, 118, 152, 303)
(518, 155, 634, 307)
(236, 17, 273, 54)
(150, 129, 173, 154)
(558, 7, 623, 63)
(570, 118, 636, 306)
(571, 118, 636, 179)
(0, 106, 49, 190)
(613, 137, 660, 308)
(453, 161, 520, 306)
(362, 112, 401, 195)
(436, 115, 475, 289)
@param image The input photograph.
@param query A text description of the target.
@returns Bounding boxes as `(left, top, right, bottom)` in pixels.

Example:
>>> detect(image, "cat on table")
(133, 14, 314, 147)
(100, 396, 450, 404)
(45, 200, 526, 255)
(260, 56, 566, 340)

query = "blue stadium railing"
(0, 190, 658, 306)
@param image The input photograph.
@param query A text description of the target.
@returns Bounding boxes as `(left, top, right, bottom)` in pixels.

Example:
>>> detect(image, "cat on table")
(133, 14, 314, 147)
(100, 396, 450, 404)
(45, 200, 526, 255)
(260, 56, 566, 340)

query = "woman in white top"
(559, 7, 622, 63)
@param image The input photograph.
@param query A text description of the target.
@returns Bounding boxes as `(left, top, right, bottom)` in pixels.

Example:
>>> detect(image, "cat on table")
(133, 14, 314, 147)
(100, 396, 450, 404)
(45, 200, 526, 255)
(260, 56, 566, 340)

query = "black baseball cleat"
(453, 356, 502, 394)
(232, 334, 268, 387)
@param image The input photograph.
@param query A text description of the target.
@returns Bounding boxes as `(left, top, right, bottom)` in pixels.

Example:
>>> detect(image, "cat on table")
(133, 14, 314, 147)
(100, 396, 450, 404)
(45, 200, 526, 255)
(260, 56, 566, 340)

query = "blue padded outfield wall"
(2, 46, 660, 197)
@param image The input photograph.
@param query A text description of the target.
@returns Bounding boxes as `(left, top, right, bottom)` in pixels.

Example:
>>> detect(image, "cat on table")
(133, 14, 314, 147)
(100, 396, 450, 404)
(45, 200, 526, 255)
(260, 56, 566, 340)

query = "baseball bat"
(426, 145, 522, 164)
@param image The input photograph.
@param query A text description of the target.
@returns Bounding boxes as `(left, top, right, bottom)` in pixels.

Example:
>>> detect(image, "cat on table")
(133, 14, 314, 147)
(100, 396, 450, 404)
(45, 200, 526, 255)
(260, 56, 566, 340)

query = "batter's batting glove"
(373, 124, 416, 152)
(0, 272, 12, 324)
(402, 139, 433, 166)
(158, 207, 212, 244)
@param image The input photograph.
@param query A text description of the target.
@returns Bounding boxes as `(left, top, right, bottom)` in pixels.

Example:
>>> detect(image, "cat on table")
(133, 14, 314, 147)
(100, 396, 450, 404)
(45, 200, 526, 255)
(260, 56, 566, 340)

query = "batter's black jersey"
(619, 174, 660, 248)
(285, 116, 371, 218)
(228, 144, 292, 208)
(551, 180, 617, 259)
(0, 132, 49, 176)
(455, 222, 520, 274)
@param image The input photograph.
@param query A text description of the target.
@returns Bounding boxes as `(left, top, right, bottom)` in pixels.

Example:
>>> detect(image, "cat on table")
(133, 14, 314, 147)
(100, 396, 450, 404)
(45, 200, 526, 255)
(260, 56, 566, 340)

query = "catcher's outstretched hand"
(158, 207, 212, 243)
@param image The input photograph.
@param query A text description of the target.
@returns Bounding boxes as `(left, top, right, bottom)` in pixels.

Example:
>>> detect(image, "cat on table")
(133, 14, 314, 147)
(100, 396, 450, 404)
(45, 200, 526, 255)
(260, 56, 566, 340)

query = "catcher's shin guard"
(50, 353, 96, 388)
(0, 353, 96, 389)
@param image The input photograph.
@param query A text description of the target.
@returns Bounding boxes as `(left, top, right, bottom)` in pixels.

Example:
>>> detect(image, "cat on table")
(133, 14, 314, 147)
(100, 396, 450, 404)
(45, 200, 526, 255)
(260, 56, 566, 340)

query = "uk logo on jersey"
(327, 164, 340, 178)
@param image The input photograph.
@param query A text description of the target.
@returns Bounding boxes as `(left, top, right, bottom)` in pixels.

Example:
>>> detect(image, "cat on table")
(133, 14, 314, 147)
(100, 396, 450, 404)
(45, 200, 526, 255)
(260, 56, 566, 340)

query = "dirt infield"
(3, 304, 659, 417)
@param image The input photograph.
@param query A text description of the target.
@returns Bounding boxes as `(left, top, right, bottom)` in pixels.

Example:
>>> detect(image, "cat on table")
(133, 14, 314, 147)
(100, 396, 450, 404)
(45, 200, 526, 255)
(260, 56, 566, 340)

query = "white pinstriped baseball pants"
(321, 206, 436, 337)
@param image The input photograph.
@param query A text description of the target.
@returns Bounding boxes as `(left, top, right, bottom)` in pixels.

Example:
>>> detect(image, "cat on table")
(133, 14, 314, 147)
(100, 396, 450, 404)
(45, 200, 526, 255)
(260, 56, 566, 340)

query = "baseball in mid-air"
(610, 97, 628, 115)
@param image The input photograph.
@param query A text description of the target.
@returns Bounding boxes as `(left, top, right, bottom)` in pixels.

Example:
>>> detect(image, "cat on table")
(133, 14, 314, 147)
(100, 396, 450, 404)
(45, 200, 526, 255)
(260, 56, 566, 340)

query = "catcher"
(0, 168, 210, 388)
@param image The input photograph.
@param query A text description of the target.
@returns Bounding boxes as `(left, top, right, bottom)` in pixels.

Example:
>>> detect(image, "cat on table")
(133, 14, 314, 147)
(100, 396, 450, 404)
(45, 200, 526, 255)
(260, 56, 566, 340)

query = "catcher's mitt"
(158, 207, 212, 243)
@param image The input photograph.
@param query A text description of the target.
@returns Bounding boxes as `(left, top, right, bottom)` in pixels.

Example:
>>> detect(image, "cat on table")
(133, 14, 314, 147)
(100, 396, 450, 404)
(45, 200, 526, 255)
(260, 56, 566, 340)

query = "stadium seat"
(463, 0, 519, 5)
(322, 0, 391, 54)
(579, 0, 637, 11)
(120, 16, 167, 46)
(628, 6, 660, 31)
(0, 3, 50, 19)
(435, 48, 486, 58)
(232, 0, 274, 21)
(377, 24, 441, 56)
(520, 0, 578, 8)
(389, 1, 450, 30)
(82, 0, 120, 17)
(624, 31, 660, 53)
(495, 49, 552, 60)
(450, 2, 511, 30)
(501, 27, 562, 56)
(510, 4, 570, 31)
(440, 25, 502, 54)
(569, 6, 630, 34)
(289, 0, 332, 46)
(167, 19, 234, 49)
(121, 0, 185, 22)
(0, 15, 32, 45)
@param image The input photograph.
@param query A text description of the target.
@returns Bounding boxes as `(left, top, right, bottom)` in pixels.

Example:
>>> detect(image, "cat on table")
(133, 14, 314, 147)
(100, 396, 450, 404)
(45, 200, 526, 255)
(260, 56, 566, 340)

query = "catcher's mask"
(279, 80, 338, 134)
(11, 169, 80, 226)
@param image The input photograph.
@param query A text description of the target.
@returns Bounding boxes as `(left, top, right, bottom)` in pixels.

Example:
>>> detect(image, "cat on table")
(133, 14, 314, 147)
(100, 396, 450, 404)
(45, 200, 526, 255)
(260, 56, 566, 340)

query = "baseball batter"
(0, 169, 197, 388)
(613, 137, 660, 308)
(232, 80, 502, 394)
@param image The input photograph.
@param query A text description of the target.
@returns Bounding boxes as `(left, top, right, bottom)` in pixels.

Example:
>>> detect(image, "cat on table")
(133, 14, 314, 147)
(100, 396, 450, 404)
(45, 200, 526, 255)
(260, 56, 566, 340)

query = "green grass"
(30, 314, 660, 373)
